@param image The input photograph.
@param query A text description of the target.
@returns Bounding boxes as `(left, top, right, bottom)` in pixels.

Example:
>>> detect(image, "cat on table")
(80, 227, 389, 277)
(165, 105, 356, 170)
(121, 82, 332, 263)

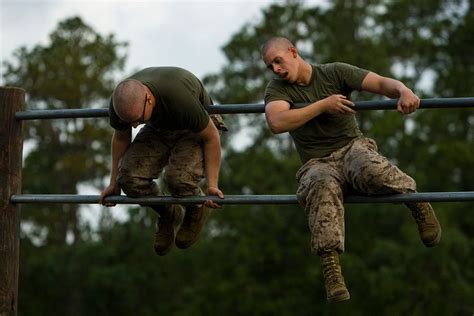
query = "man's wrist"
(207, 184, 218, 191)
(398, 85, 412, 97)
(109, 180, 119, 188)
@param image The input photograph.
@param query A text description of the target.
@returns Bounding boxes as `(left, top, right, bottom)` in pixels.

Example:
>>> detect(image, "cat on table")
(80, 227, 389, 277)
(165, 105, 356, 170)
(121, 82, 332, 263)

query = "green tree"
(203, 0, 474, 314)
(3, 16, 128, 315)
(3, 16, 127, 246)
(3, 1, 473, 314)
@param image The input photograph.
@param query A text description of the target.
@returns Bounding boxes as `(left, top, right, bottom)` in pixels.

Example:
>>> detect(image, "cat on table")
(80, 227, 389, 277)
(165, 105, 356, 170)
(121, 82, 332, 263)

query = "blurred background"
(1, 0, 473, 314)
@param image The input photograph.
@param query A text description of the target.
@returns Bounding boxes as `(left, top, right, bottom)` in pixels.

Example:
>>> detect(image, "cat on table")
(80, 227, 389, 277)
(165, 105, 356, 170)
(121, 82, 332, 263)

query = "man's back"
(109, 67, 211, 132)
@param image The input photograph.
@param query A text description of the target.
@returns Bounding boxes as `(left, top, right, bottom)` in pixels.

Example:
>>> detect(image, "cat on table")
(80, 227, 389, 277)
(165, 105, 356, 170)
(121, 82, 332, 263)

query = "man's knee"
(117, 172, 158, 197)
(298, 175, 342, 204)
(312, 176, 342, 194)
(351, 165, 416, 194)
(117, 175, 139, 197)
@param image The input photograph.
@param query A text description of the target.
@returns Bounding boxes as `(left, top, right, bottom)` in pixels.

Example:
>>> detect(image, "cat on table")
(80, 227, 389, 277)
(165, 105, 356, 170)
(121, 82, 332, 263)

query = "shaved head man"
(261, 37, 441, 303)
(100, 67, 227, 256)
(261, 36, 293, 56)
(112, 79, 147, 123)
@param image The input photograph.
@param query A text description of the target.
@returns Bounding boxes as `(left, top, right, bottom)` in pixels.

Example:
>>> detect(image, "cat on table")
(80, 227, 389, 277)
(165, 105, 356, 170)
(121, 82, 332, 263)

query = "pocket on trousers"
(210, 114, 228, 132)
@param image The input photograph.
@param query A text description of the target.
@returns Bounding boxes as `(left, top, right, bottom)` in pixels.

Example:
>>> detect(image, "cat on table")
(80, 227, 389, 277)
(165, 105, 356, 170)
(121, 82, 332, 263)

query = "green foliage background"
(3, 1, 473, 315)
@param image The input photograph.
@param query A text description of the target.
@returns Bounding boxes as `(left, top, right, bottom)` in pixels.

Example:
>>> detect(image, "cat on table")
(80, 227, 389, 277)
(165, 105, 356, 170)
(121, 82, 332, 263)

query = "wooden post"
(0, 87, 24, 316)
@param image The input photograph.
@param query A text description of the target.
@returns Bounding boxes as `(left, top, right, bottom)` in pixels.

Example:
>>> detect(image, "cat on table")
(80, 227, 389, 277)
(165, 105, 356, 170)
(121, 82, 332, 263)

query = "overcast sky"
(0, 0, 322, 84)
(1, 0, 326, 226)
(0, 0, 287, 225)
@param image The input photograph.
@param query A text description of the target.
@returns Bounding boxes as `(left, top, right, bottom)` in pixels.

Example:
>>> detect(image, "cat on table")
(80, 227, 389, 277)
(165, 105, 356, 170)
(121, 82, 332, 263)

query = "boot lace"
(407, 202, 427, 224)
(322, 254, 342, 283)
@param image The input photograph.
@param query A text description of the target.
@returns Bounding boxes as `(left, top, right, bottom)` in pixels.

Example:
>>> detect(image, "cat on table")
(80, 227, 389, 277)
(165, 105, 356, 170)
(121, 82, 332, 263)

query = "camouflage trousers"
(117, 124, 206, 198)
(296, 136, 416, 254)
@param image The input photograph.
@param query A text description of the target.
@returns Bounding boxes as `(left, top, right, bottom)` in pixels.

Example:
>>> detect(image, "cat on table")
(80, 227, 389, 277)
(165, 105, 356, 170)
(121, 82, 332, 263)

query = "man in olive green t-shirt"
(99, 67, 226, 256)
(262, 37, 441, 303)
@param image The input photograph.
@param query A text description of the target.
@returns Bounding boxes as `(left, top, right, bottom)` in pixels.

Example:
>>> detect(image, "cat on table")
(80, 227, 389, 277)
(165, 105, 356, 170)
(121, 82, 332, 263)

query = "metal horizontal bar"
(14, 97, 474, 120)
(345, 97, 474, 111)
(15, 108, 109, 120)
(10, 191, 474, 205)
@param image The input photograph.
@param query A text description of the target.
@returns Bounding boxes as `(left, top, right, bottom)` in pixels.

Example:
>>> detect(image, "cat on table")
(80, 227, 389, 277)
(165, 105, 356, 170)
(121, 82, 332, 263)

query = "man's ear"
(289, 46, 298, 58)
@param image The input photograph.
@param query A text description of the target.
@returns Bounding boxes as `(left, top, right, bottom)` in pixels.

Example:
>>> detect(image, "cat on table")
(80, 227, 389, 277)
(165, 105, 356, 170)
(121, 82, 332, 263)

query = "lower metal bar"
(10, 192, 474, 205)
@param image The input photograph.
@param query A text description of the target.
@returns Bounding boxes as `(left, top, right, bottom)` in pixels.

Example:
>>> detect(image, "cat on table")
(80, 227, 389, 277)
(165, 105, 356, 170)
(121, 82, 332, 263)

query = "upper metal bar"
(14, 97, 474, 120)
(10, 191, 474, 205)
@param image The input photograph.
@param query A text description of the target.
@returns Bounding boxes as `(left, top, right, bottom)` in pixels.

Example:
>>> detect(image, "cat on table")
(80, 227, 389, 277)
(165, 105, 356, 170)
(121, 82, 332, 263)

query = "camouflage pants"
(296, 137, 416, 254)
(117, 124, 205, 199)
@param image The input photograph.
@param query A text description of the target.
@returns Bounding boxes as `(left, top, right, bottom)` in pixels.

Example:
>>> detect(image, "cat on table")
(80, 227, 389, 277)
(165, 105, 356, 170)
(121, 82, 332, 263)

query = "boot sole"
(154, 231, 175, 256)
(424, 228, 442, 247)
(175, 239, 197, 249)
(154, 245, 173, 256)
(175, 207, 211, 249)
(327, 291, 351, 303)
(175, 232, 200, 249)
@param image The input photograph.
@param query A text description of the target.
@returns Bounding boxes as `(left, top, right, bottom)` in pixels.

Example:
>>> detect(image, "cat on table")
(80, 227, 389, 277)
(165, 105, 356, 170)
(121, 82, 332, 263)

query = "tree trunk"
(0, 87, 25, 316)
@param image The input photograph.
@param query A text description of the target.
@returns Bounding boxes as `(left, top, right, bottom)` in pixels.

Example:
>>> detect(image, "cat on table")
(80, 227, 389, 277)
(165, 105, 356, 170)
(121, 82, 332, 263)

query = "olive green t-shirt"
(109, 67, 211, 132)
(264, 62, 369, 163)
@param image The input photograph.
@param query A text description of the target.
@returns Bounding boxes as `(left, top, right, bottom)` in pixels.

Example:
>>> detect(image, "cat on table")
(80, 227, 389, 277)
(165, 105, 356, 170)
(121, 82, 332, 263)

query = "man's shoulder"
(315, 62, 356, 73)
(130, 66, 193, 79)
(264, 77, 295, 104)
(266, 77, 288, 90)
(264, 78, 293, 99)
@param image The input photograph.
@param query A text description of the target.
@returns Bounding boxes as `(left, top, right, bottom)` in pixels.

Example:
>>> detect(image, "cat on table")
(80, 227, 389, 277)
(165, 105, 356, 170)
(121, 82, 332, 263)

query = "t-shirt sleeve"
(264, 80, 293, 105)
(108, 97, 131, 131)
(332, 62, 369, 91)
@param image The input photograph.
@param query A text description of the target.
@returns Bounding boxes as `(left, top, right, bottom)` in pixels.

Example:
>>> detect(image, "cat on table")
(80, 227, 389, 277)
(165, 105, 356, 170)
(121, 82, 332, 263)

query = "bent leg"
(117, 127, 189, 255)
(344, 137, 441, 246)
(344, 137, 416, 195)
(117, 125, 170, 197)
(163, 132, 205, 197)
(164, 132, 210, 249)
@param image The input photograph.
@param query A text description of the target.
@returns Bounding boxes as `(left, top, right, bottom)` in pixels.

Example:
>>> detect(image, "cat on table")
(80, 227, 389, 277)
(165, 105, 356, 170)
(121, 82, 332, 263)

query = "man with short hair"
(99, 67, 226, 256)
(261, 37, 441, 303)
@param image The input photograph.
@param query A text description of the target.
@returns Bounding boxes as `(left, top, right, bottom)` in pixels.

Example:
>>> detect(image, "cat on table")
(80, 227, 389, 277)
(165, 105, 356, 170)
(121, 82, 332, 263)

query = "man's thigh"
(119, 126, 171, 179)
(164, 132, 205, 193)
(344, 137, 416, 194)
(296, 158, 346, 204)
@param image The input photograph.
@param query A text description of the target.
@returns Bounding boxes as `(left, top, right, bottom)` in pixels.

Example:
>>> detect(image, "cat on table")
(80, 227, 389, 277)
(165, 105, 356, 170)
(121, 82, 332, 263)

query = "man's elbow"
(267, 120, 286, 134)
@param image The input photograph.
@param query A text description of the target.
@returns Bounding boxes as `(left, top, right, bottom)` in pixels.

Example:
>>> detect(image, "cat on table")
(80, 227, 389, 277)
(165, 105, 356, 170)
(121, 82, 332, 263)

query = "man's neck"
(295, 62, 313, 86)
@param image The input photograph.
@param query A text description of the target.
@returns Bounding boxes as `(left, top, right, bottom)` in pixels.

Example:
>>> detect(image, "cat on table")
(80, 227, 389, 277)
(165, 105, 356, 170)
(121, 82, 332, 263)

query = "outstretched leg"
(344, 137, 441, 246)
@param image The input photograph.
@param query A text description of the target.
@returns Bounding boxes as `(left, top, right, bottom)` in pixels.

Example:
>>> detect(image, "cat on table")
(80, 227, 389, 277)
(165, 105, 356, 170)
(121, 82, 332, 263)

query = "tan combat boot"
(405, 202, 442, 247)
(153, 204, 184, 256)
(320, 251, 350, 303)
(175, 205, 212, 249)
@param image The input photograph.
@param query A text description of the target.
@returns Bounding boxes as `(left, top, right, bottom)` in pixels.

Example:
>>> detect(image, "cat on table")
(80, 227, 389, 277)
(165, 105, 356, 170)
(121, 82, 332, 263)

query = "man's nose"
(273, 65, 282, 73)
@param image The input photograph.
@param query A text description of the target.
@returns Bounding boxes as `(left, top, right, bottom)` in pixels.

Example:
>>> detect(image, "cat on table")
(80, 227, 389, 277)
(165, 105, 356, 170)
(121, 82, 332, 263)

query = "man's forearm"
(203, 138, 221, 189)
(266, 100, 328, 133)
(109, 130, 131, 185)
